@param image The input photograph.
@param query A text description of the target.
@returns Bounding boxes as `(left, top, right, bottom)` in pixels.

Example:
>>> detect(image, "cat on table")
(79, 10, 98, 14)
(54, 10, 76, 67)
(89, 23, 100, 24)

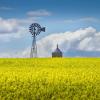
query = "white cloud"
(79, 17, 100, 23)
(0, 7, 13, 10)
(63, 17, 100, 24)
(0, 13, 100, 57)
(78, 37, 92, 50)
(35, 27, 98, 57)
(0, 17, 18, 34)
(27, 9, 51, 17)
(1, 26, 100, 58)
(0, 12, 44, 35)
(0, 17, 37, 42)
(0, 9, 51, 41)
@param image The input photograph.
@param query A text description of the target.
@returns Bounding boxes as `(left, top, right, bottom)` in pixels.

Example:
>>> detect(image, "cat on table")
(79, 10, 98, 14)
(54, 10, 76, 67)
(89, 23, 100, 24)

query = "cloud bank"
(0, 27, 100, 58)
(27, 9, 51, 17)
(63, 17, 100, 24)
(36, 26, 100, 57)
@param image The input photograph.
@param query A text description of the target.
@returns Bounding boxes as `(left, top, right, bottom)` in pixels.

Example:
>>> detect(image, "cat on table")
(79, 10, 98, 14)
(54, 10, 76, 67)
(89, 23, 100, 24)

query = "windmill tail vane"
(40, 27, 45, 32)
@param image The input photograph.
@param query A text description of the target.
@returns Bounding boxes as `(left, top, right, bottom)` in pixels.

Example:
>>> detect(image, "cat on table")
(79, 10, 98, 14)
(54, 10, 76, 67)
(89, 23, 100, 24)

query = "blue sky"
(0, 0, 100, 57)
(0, 0, 100, 31)
(0, 0, 100, 19)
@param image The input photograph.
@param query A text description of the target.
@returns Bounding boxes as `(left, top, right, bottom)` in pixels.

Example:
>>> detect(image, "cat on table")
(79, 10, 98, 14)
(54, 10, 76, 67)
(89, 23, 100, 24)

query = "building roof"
(53, 44, 62, 53)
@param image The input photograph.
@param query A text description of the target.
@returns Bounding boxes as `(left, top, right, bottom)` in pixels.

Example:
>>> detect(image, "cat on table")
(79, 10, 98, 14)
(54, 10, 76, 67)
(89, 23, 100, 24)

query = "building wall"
(52, 52, 62, 57)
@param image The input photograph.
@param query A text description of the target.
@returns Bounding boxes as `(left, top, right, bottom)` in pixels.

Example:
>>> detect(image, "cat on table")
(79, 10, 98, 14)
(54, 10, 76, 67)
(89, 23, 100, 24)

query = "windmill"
(29, 23, 45, 58)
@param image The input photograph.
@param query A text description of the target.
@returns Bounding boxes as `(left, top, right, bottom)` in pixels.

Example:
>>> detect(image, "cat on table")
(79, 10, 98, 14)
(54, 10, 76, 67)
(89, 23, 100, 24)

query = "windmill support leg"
(30, 36, 37, 58)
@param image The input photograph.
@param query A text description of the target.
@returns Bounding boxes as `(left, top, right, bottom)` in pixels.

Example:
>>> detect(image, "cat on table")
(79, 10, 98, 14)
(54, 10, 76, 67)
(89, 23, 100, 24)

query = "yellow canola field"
(0, 58, 100, 100)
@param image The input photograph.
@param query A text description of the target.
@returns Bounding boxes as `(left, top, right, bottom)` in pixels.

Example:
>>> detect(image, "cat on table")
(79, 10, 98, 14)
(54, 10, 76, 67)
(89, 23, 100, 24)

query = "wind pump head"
(29, 23, 45, 37)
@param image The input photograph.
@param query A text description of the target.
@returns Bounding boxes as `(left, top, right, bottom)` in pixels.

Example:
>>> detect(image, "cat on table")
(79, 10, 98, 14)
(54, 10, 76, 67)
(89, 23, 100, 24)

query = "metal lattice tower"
(29, 23, 45, 58)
